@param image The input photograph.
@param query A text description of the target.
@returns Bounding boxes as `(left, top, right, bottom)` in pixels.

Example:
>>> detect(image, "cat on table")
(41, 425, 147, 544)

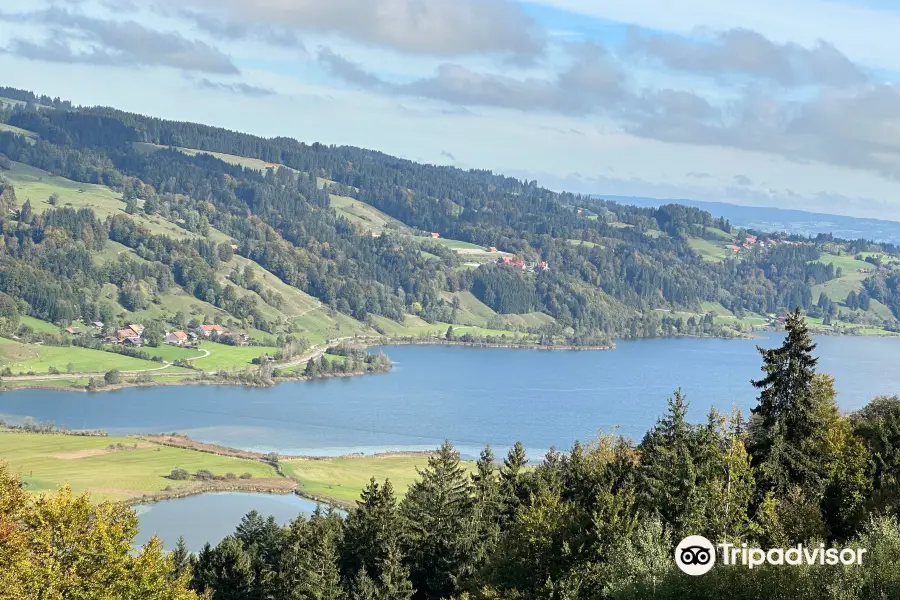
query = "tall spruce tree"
(192, 538, 256, 600)
(749, 308, 823, 495)
(400, 440, 474, 600)
(637, 390, 708, 539)
(170, 536, 192, 582)
(275, 508, 344, 600)
(340, 478, 402, 583)
(471, 445, 502, 564)
(499, 441, 528, 523)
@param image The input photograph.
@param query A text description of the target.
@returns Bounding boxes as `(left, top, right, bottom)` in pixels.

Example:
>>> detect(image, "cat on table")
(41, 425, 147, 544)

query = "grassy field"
(3, 161, 210, 240)
(190, 341, 279, 371)
(143, 345, 205, 363)
(282, 456, 473, 505)
(329, 194, 410, 235)
(133, 143, 297, 174)
(809, 252, 877, 305)
(568, 239, 601, 249)
(0, 122, 38, 139)
(0, 337, 166, 374)
(688, 237, 729, 262)
(421, 237, 485, 251)
(18, 315, 60, 334)
(0, 433, 278, 502)
(370, 315, 516, 340)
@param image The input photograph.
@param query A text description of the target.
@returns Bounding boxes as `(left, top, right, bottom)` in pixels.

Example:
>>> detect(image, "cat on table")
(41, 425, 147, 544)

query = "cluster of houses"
(725, 235, 800, 254)
(497, 256, 550, 272)
(65, 321, 250, 347)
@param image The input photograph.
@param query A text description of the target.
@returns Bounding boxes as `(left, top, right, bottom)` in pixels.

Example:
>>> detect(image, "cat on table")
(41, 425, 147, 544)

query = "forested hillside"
(1, 87, 900, 348)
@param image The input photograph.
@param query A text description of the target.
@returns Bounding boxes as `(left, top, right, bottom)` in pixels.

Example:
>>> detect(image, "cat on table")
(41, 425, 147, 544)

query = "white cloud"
(532, 0, 900, 72)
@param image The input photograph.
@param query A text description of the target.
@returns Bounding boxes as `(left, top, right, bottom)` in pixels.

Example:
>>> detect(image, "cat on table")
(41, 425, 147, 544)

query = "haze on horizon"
(2, 0, 900, 220)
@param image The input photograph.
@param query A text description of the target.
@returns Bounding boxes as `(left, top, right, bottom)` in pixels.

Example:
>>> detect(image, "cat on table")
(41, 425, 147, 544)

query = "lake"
(5, 334, 900, 551)
(133, 492, 335, 551)
(2, 335, 900, 459)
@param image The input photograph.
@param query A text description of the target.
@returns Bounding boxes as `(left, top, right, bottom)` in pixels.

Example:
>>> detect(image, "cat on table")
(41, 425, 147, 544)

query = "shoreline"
(3, 325, 896, 394)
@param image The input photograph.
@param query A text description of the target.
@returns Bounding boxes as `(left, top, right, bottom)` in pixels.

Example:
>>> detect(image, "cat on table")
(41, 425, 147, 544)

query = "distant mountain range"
(600, 195, 900, 245)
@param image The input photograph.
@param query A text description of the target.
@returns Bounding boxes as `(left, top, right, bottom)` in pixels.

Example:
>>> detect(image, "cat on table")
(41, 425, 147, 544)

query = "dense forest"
(7, 312, 900, 599)
(1, 86, 898, 345)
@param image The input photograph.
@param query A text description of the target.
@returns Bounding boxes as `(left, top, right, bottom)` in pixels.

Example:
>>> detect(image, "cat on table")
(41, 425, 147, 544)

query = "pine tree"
(340, 478, 401, 583)
(192, 537, 256, 600)
(170, 536, 192, 581)
(499, 441, 528, 522)
(350, 568, 378, 600)
(749, 308, 823, 496)
(377, 537, 415, 600)
(400, 440, 474, 600)
(637, 390, 708, 539)
(471, 445, 502, 563)
(276, 509, 344, 600)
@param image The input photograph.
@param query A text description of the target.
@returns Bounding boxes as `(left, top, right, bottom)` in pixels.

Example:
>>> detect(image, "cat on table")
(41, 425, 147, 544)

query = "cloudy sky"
(2, 0, 900, 219)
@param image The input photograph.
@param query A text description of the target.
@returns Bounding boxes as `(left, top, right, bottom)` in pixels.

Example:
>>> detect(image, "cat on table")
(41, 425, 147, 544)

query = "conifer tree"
(192, 538, 256, 600)
(499, 441, 528, 522)
(276, 509, 344, 600)
(170, 536, 192, 581)
(749, 308, 824, 495)
(471, 445, 502, 562)
(340, 478, 401, 583)
(400, 440, 474, 600)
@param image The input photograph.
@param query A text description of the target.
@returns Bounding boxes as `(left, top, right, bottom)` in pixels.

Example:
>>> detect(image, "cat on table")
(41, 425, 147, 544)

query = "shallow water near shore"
(133, 492, 333, 551)
(2, 335, 900, 459)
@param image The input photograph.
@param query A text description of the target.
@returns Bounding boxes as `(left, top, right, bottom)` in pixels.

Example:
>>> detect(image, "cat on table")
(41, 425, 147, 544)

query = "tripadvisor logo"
(675, 535, 867, 576)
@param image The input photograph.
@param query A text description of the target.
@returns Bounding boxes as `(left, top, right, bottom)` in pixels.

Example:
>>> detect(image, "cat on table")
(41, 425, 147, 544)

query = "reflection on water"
(2, 336, 900, 459)
(134, 492, 336, 552)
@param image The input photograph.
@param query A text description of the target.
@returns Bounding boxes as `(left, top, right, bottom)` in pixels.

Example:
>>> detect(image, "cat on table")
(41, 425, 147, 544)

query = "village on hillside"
(60, 322, 251, 348)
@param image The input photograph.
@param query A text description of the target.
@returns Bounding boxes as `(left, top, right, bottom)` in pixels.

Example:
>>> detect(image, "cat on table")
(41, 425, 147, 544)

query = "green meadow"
(0, 433, 278, 502)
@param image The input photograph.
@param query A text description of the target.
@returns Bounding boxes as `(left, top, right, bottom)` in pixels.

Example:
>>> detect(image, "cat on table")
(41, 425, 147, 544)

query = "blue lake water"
(2, 335, 900, 459)
(133, 492, 333, 551)
(5, 335, 900, 551)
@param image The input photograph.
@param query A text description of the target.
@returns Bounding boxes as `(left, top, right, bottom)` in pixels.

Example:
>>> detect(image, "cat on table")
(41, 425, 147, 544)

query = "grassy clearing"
(283, 456, 474, 505)
(813, 253, 872, 273)
(502, 313, 555, 329)
(0, 338, 165, 374)
(144, 345, 205, 363)
(704, 226, 735, 241)
(18, 315, 60, 334)
(441, 291, 497, 327)
(0, 122, 37, 139)
(700, 302, 734, 316)
(370, 315, 516, 339)
(190, 341, 279, 371)
(568, 239, 601, 249)
(133, 143, 297, 174)
(0, 432, 278, 502)
(329, 194, 410, 235)
(688, 237, 728, 262)
(4, 162, 206, 240)
(421, 237, 485, 251)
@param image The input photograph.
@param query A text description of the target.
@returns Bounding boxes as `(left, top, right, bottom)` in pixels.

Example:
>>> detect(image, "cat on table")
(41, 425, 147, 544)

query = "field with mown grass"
(0, 432, 279, 502)
(0, 337, 166, 374)
(190, 341, 280, 371)
(282, 455, 475, 506)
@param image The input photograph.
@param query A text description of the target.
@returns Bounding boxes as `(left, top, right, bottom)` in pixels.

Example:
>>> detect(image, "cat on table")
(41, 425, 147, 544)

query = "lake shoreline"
(2, 325, 894, 395)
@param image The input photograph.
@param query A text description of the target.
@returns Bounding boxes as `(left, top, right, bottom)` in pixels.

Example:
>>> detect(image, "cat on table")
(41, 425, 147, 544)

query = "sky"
(2, 1, 900, 219)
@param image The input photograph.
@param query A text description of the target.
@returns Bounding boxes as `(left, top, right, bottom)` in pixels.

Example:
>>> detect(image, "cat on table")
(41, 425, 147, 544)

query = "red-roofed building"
(117, 328, 139, 341)
(726, 245, 740, 252)
(198, 324, 227, 338)
(499, 256, 526, 268)
(430, 232, 440, 238)
(537, 261, 549, 271)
